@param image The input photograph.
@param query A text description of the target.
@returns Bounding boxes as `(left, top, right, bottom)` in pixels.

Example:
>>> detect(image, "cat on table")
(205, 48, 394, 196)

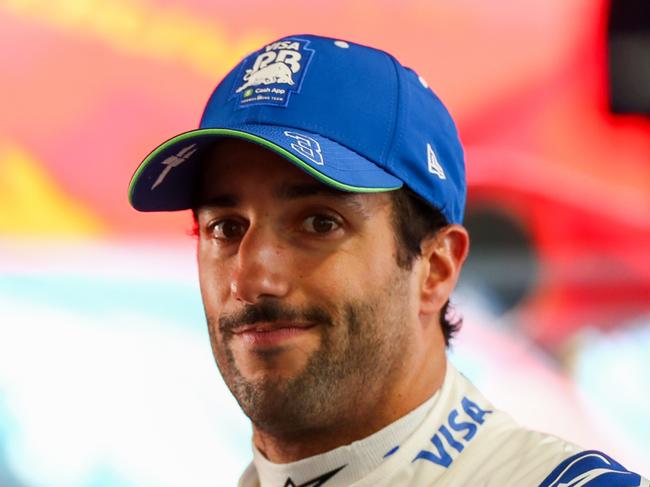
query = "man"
(128, 34, 647, 486)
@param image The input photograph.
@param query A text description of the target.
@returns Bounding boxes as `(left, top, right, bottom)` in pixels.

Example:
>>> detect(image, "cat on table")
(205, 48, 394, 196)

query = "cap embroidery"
(232, 38, 314, 108)
(284, 131, 324, 165)
(427, 143, 446, 180)
(151, 143, 197, 190)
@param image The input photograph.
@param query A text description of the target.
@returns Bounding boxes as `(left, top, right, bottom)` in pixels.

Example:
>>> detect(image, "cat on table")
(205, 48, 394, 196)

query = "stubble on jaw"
(206, 276, 414, 444)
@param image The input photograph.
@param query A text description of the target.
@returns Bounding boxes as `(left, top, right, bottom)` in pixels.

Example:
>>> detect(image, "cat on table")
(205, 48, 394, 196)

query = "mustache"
(218, 300, 334, 334)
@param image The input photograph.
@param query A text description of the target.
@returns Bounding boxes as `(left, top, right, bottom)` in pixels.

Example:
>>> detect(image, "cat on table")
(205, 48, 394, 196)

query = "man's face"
(195, 139, 422, 436)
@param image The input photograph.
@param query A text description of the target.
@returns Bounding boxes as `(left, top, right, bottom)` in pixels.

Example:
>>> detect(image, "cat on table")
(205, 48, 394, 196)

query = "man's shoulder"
(457, 417, 637, 485)
(379, 416, 648, 487)
(441, 376, 648, 486)
(536, 450, 649, 487)
(359, 364, 648, 486)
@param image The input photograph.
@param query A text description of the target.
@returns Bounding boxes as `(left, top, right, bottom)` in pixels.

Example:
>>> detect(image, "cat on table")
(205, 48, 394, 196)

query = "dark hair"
(389, 187, 462, 346)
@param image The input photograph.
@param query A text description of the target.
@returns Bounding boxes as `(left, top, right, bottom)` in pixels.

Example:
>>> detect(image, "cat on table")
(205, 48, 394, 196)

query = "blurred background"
(1, 0, 649, 485)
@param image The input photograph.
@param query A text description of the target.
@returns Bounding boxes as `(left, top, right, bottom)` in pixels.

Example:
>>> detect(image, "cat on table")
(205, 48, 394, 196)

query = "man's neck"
(251, 389, 440, 487)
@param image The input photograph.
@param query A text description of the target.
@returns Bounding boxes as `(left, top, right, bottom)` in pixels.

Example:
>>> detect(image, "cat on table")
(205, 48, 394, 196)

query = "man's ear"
(418, 225, 470, 315)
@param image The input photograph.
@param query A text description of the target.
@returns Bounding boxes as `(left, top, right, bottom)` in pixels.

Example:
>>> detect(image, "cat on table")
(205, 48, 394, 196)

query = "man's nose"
(230, 226, 291, 304)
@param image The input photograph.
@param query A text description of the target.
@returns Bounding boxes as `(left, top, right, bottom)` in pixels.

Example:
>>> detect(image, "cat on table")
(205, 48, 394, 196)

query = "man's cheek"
(199, 269, 231, 310)
(210, 326, 237, 371)
(305, 264, 364, 298)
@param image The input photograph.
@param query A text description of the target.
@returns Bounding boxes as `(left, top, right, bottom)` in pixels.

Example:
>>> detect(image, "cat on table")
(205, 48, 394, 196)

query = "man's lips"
(231, 321, 318, 347)
(232, 321, 316, 334)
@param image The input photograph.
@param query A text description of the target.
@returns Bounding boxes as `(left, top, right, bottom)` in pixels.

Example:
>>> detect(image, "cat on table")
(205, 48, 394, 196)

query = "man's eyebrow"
(275, 183, 366, 211)
(197, 183, 371, 213)
(196, 194, 238, 208)
(275, 183, 353, 200)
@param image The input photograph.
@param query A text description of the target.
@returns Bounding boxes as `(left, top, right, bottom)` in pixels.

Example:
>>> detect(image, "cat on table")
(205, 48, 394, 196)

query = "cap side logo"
(427, 143, 446, 180)
(151, 143, 197, 190)
(232, 38, 314, 108)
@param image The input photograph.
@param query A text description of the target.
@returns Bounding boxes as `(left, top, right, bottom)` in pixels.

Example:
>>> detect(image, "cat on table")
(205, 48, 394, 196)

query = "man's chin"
(222, 354, 333, 433)
(228, 374, 304, 428)
(234, 359, 311, 386)
(228, 337, 320, 380)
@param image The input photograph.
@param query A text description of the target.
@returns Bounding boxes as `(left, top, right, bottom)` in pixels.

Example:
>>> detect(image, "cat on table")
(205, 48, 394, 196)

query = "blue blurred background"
(1, 0, 649, 484)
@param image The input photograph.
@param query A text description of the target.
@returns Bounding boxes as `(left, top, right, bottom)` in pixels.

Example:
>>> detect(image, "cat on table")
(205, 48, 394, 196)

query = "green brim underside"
(128, 128, 401, 205)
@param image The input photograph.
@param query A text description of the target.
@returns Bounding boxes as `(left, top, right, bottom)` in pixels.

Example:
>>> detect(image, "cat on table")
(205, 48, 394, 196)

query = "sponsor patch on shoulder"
(231, 38, 314, 109)
(538, 450, 646, 487)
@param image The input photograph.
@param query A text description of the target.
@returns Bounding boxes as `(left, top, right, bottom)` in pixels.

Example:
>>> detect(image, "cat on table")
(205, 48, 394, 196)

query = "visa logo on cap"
(231, 38, 314, 108)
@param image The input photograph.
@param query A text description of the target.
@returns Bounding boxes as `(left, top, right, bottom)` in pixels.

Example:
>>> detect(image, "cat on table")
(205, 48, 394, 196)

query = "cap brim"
(128, 125, 403, 212)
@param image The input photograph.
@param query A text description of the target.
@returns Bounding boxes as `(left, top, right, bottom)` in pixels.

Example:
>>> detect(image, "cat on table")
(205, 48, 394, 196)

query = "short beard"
(207, 282, 411, 440)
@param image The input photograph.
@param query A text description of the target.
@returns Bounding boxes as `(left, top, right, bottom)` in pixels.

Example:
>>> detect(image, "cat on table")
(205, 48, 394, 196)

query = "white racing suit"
(238, 364, 648, 486)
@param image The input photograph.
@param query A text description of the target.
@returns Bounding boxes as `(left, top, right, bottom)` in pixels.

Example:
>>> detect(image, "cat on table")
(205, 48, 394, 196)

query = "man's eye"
(209, 219, 247, 240)
(302, 215, 341, 234)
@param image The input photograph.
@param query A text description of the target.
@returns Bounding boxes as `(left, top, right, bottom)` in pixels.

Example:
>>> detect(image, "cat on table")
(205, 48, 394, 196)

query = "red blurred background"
(1, 0, 648, 484)
(2, 0, 648, 346)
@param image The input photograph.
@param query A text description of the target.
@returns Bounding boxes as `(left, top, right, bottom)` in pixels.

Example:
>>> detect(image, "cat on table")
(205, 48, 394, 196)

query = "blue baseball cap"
(128, 34, 466, 224)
